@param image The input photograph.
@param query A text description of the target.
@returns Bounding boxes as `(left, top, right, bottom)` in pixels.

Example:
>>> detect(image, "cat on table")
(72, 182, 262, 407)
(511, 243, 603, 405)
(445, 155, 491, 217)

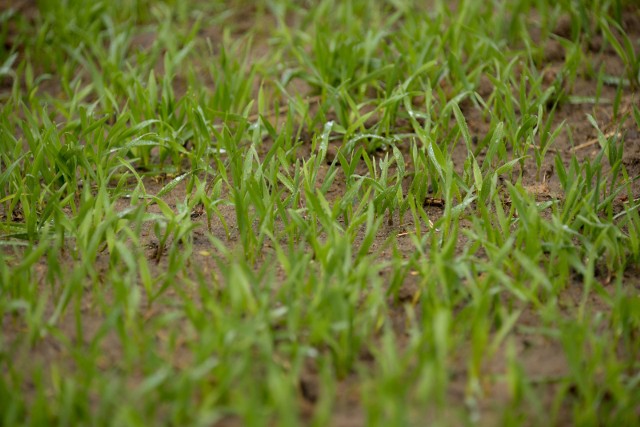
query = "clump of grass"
(1, 0, 639, 426)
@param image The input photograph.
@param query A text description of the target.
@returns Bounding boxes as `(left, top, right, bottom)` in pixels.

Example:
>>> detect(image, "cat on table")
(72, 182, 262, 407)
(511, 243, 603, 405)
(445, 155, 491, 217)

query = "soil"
(2, 3, 640, 426)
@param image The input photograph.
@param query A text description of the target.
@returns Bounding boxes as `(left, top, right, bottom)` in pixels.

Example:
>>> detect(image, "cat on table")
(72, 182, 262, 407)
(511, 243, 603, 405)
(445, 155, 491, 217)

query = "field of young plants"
(1, 0, 639, 425)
